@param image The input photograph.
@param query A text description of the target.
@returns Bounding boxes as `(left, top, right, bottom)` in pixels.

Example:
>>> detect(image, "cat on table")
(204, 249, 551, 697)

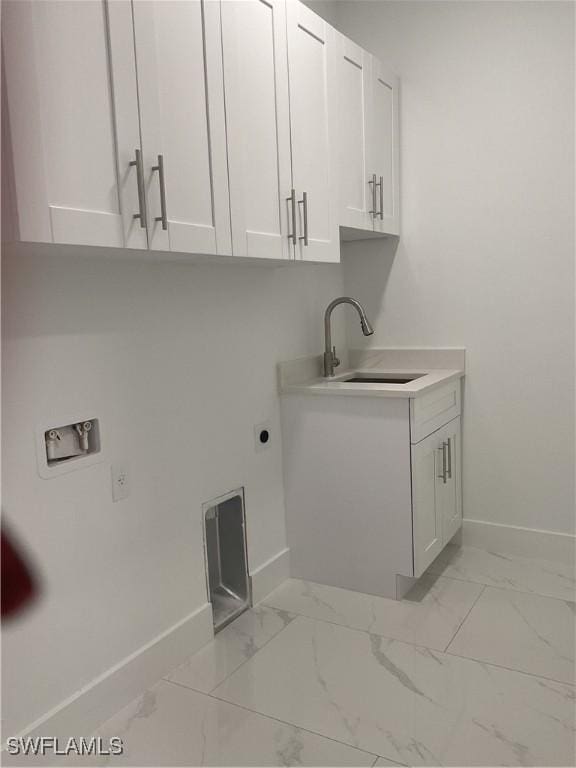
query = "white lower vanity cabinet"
(281, 379, 463, 599)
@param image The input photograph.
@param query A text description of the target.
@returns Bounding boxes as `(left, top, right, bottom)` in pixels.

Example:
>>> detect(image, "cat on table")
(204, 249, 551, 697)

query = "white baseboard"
(250, 547, 290, 604)
(4, 603, 213, 753)
(462, 518, 576, 565)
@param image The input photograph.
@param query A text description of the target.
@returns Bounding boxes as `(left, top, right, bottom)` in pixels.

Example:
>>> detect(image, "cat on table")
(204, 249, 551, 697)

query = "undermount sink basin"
(341, 373, 425, 384)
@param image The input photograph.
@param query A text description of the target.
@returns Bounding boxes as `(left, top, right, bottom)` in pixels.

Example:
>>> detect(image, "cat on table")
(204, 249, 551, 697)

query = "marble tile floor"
(90, 545, 575, 767)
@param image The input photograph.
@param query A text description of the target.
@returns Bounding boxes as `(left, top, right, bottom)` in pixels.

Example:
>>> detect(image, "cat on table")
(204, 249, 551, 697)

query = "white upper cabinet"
(221, 0, 293, 260)
(2, 0, 146, 249)
(286, 1, 339, 263)
(368, 59, 400, 236)
(3, 0, 399, 259)
(335, 34, 373, 232)
(130, 0, 230, 255)
(2, 0, 229, 256)
(336, 30, 400, 239)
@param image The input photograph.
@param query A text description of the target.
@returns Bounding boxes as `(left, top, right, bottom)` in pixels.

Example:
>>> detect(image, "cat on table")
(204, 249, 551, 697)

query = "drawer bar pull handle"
(368, 173, 377, 216)
(298, 191, 309, 246)
(287, 189, 297, 243)
(437, 442, 448, 484)
(152, 154, 168, 231)
(129, 148, 147, 229)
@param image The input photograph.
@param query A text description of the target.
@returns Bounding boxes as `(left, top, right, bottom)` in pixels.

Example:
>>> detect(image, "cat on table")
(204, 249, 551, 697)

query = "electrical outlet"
(111, 464, 130, 502)
(254, 421, 272, 452)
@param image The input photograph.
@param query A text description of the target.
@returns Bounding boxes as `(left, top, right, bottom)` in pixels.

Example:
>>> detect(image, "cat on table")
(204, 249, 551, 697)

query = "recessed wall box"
(45, 419, 100, 464)
(203, 489, 250, 632)
(36, 417, 103, 478)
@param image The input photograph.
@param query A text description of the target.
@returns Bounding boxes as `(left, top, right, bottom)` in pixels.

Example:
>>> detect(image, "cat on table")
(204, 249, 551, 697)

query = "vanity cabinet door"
(221, 0, 293, 260)
(438, 417, 463, 544)
(131, 0, 231, 255)
(367, 58, 400, 236)
(286, 0, 339, 263)
(412, 416, 463, 577)
(411, 428, 444, 577)
(335, 34, 373, 232)
(2, 0, 146, 249)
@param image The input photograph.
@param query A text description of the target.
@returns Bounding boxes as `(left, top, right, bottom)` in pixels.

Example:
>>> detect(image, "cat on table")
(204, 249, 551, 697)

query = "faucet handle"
(332, 346, 341, 369)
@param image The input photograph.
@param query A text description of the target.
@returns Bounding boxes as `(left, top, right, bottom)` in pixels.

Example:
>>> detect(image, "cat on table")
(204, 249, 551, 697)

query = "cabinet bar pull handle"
(446, 437, 452, 479)
(378, 175, 384, 219)
(437, 442, 448, 483)
(298, 191, 309, 246)
(129, 149, 147, 229)
(368, 173, 377, 216)
(152, 154, 168, 230)
(287, 189, 297, 242)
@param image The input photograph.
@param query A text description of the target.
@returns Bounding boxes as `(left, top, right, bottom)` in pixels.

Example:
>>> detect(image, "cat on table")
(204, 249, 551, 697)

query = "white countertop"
(278, 348, 466, 399)
(280, 367, 463, 398)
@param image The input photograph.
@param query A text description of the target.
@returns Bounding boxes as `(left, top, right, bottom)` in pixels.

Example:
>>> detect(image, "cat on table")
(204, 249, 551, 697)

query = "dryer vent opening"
(203, 489, 250, 632)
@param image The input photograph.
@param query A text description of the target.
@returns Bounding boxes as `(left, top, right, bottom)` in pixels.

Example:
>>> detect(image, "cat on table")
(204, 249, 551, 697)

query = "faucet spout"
(323, 296, 374, 378)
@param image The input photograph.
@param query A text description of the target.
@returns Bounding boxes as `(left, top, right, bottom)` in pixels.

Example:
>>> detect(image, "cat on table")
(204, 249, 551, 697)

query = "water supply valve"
(44, 419, 99, 465)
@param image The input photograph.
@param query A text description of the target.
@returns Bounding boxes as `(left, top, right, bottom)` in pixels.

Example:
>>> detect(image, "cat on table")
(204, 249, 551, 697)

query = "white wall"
(4, 0, 574, 737)
(332, 0, 575, 535)
(1, 245, 344, 736)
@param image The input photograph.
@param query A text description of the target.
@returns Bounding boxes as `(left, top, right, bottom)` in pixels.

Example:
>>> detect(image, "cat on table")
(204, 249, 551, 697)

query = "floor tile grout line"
(426, 570, 574, 603)
(261, 599, 486, 658)
(443, 584, 486, 653)
(207, 611, 299, 694)
(160, 675, 212, 697)
(371, 755, 409, 768)
(230, 609, 576, 691)
(163, 585, 575, 727)
(267, 570, 574, 615)
(260, 604, 452, 653)
(163, 677, 381, 763)
(442, 648, 576, 687)
(161, 608, 299, 694)
(149, 611, 571, 766)
(209, 687, 382, 764)
(162, 590, 576, 705)
(472, 581, 576, 606)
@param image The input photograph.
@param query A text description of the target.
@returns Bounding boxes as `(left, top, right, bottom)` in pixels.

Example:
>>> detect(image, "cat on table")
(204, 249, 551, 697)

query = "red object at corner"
(1, 527, 37, 618)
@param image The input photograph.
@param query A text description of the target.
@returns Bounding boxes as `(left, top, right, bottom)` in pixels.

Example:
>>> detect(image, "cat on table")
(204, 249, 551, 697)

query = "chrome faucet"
(324, 297, 374, 377)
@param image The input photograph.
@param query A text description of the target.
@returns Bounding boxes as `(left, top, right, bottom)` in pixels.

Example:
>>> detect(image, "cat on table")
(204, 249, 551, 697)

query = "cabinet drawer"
(410, 379, 461, 443)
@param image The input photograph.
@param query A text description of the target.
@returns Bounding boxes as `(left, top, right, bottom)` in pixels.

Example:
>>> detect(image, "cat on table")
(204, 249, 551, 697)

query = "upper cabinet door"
(367, 58, 400, 236)
(335, 34, 373, 232)
(2, 0, 146, 249)
(221, 0, 293, 260)
(286, 1, 339, 263)
(131, 0, 231, 255)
